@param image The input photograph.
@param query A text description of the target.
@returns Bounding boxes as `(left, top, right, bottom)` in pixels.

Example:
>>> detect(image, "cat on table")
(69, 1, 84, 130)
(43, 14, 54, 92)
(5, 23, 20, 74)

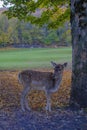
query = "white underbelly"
(31, 80, 45, 90)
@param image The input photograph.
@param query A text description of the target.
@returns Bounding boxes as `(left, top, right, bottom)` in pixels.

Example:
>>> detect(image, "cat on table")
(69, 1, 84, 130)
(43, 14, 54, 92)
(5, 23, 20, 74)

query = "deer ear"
(63, 62, 67, 67)
(51, 61, 57, 67)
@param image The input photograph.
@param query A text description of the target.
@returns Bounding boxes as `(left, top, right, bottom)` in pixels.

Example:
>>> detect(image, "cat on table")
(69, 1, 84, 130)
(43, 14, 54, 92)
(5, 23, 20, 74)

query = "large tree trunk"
(70, 0, 87, 108)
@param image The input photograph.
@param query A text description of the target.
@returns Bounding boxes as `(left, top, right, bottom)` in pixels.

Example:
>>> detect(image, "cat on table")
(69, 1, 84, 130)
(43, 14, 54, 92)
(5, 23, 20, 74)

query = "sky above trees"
(0, 0, 11, 8)
(0, 1, 3, 8)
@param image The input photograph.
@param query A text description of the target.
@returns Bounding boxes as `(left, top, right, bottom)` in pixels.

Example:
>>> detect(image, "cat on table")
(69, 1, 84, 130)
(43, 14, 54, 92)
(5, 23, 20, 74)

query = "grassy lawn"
(0, 47, 72, 70)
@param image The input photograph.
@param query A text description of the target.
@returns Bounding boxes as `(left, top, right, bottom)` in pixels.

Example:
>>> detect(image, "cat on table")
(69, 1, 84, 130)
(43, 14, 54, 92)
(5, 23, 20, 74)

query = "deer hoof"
(21, 107, 26, 112)
(26, 106, 31, 111)
(45, 106, 51, 112)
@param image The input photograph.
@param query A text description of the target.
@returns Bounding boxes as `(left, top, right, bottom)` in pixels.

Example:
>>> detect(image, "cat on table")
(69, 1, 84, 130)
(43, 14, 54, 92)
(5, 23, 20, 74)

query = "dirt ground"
(0, 69, 87, 130)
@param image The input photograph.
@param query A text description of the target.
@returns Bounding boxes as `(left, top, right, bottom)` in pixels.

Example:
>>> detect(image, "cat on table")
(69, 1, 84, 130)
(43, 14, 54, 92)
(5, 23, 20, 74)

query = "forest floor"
(0, 69, 87, 130)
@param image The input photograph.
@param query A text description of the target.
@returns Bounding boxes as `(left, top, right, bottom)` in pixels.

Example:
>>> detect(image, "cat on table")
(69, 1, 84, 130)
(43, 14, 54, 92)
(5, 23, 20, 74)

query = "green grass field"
(0, 47, 72, 70)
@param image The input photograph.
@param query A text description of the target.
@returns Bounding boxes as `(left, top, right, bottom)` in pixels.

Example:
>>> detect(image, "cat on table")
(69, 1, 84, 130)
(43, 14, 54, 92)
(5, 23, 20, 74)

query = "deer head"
(51, 61, 67, 79)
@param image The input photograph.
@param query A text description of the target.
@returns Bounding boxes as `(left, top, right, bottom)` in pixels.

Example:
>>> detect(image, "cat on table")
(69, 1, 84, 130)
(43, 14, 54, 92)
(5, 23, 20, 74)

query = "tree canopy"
(1, 0, 70, 29)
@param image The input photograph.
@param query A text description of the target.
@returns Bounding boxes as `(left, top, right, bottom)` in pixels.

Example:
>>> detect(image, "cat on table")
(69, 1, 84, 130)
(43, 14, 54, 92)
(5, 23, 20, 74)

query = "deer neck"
(55, 72, 63, 85)
(51, 73, 63, 93)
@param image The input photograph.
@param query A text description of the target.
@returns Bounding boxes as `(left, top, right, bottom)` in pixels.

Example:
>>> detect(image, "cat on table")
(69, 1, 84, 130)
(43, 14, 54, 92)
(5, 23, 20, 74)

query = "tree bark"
(70, 0, 87, 108)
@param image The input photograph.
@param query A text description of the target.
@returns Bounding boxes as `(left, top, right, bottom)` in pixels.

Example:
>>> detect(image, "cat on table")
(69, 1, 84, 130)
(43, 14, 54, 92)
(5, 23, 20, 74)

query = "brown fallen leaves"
(0, 70, 71, 111)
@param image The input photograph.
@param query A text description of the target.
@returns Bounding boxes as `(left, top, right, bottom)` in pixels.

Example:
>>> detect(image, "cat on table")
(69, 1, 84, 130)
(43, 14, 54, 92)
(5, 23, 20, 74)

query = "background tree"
(0, 12, 71, 46)
(2, 0, 87, 108)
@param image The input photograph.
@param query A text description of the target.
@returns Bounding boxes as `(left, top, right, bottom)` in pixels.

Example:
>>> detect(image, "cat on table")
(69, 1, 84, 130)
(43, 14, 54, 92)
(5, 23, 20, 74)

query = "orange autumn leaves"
(0, 70, 71, 111)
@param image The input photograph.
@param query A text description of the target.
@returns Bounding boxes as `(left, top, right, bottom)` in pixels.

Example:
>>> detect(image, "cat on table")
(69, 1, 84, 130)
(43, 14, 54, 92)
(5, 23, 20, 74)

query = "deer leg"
(45, 91, 51, 112)
(21, 86, 30, 112)
(21, 90, 26, 112)
(25, 88, 30, 111)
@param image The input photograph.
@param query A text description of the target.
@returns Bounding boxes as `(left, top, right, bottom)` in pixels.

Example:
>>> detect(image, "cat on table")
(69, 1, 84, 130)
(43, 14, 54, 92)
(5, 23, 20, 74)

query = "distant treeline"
(0, 13, 71, 48)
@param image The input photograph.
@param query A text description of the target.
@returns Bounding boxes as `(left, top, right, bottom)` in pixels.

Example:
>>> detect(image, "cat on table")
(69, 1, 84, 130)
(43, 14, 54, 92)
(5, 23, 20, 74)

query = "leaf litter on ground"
(0, 70, 87, 130)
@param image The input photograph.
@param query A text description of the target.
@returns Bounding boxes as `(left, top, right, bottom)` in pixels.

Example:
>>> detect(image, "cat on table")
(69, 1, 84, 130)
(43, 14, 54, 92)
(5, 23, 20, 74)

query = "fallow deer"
(18, 61, 67, 112)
